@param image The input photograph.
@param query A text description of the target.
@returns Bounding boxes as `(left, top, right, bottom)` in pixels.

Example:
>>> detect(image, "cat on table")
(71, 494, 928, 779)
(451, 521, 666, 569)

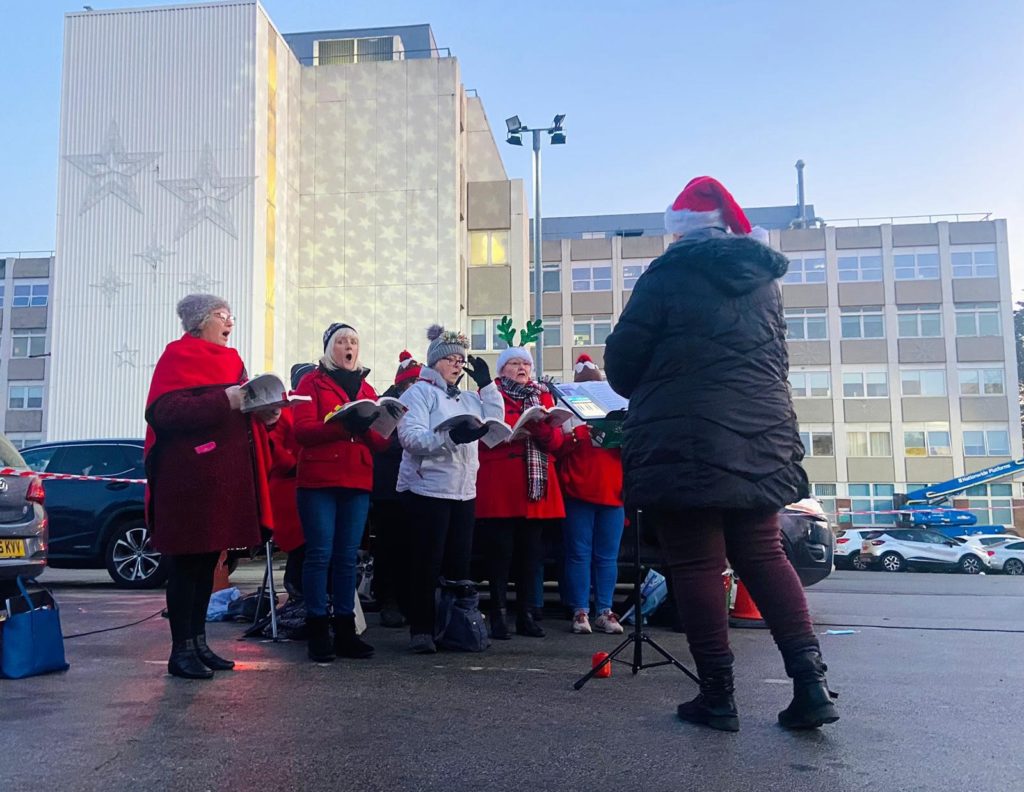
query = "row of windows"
(785, 303, 1002, 340)
(789, 367, 1007, 399)
(470, 315, 613, 352)
(8, 385, 43, 410)
(0, 282, 49, 309)
(799, 423, 1011, 458)
(783, 246, 997, 285)
(832, 482, 1014, 527)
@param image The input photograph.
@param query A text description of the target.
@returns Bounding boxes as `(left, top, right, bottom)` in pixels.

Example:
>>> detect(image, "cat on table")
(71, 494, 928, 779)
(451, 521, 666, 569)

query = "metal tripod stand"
(243, 539, 281, 641)
(574, 509, 698, 690)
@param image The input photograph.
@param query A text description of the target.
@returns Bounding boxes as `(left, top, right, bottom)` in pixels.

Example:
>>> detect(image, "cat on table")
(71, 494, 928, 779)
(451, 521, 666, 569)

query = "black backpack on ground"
(434, 579, 489, 652)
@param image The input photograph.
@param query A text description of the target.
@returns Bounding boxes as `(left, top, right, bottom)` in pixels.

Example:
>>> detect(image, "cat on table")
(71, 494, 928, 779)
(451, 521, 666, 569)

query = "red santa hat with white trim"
(665, 176, 769, 244)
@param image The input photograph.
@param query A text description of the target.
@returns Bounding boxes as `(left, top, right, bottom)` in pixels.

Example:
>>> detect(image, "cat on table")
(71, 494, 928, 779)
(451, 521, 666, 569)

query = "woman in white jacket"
(397, 324, 503, 653)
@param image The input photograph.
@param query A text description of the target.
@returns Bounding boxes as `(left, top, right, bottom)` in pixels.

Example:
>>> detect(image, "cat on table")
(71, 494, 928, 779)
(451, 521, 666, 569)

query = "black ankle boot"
(306, 615, 336, 662)
(194, 634, 235, 671)
(778, 646, 839, 730)
(677, 666, 739, 732)
(530, 606, 545, 623)
(333, 614, 374, 658)
(489, 608, 510, 640)
(516, 608, 545, 638)
(168, 639, 214, 680)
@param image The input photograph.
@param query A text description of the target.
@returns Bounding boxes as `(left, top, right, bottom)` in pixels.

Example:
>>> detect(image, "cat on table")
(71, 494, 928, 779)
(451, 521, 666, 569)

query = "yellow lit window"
(469, 230, 510, 266)
(490, 231, 508, 265)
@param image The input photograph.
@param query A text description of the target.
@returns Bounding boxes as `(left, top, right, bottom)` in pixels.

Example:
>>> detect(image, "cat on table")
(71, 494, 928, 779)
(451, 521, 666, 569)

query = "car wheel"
(958, 555, 983, 575)
(1004, 559, 1024, 576)
(105, 519, 168, 589)
(880, 552, 904, 573)
(850, 552, 869, 571)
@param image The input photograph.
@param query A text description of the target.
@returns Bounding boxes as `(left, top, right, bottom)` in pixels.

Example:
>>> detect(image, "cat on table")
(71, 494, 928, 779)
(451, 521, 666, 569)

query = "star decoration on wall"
(180, 270, 222, 293)
(113, 342, 139, 368)
(133, 231, 176, 270)
(64, 121, 160, 215)
(158, 144, 255, 239)
(90, 269, 131, 307)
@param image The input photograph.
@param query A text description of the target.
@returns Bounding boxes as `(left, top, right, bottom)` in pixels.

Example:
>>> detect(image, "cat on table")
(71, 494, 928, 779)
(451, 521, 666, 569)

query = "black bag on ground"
(434, 579, 489, 652)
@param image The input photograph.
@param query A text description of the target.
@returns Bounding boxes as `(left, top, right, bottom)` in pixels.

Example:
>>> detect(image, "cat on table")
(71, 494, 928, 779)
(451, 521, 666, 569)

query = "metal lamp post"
(505, 114, 566, 379)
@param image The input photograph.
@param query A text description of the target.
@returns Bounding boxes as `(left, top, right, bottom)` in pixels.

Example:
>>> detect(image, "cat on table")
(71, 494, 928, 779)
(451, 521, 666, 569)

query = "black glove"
(343, 411, 377, 434)
(464, 355, 492, 389)
(450, 422, 489, 445)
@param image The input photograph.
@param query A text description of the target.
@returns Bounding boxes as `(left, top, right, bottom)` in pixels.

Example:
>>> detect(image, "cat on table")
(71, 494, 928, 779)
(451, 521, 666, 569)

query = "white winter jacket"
(396, 367, 504, 501)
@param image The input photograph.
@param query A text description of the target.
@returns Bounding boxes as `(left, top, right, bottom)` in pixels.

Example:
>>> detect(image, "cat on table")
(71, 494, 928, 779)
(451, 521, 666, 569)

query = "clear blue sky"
(3, 1, 1023, 290)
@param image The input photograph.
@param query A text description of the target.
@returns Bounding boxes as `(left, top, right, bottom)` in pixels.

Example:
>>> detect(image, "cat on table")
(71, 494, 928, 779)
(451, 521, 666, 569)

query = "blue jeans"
(562, 497, 625, 614)
(297, 487, 370, 618)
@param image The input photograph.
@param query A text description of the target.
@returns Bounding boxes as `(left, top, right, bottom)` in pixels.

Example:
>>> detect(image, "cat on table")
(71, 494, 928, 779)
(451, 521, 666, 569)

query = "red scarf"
(144, 334, 274, 531)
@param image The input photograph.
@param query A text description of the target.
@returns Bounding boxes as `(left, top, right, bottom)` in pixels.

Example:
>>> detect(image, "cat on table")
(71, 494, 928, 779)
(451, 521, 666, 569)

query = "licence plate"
(0, 539, 26, 559)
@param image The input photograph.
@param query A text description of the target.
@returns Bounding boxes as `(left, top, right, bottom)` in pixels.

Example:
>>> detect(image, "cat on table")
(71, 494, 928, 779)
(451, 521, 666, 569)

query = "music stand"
(243, 538, 281, 641)
(574, 509, 698, 690)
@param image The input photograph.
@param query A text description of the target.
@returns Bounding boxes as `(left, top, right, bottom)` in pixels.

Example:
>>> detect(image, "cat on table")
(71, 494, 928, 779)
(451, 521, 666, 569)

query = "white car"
(860, 528, 994, 574)
(834, 528, 876, 570)
(987, 539, 1024, 575)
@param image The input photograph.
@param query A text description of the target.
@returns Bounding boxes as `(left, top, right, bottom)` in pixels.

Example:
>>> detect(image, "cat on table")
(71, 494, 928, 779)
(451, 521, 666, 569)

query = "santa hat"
(573, 353, 602, 383)
(394, 350, 422, 386)
(665, 176, 753, 237)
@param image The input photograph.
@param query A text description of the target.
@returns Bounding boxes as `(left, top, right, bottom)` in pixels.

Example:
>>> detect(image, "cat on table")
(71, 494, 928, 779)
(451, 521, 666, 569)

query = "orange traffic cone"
(211, 551, 232, 593)
(729, 579, 767, 629)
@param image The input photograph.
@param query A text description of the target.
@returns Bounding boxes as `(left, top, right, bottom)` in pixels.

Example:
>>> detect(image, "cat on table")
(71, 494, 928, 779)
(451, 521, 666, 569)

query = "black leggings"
(165, 552, 220, 644)
(482, 518, 544, 613)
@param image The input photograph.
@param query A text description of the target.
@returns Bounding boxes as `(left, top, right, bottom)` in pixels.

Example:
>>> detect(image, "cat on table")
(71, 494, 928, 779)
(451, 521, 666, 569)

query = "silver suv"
(861, 528, 993, 574)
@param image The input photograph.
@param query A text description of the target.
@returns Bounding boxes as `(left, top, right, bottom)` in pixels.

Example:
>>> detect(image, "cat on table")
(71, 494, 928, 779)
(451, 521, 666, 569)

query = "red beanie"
(664, 176, 752, 237)
(395, 350, 422, 386)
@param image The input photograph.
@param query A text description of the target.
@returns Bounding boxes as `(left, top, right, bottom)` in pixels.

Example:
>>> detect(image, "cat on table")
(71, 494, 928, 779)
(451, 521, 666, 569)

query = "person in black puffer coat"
(605, 176, 838, 733)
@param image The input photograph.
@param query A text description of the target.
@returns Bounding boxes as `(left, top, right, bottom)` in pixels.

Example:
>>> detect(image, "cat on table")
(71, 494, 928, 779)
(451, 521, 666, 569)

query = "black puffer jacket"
(605, 227, 808, 513)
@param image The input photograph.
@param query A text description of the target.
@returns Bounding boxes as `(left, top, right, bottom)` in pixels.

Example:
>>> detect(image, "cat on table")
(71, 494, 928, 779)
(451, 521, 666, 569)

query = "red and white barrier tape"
(0, 467, 144, 484)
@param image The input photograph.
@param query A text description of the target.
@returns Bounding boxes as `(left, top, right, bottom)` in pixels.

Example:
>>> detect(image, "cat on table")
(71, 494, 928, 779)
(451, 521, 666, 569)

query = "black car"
(20, 440, 164, 589)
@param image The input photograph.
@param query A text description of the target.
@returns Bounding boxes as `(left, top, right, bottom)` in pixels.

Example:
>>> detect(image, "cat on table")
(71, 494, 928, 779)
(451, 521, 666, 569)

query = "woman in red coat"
(476, 346, 565, 639)
(292, 322, 391, 662)
(145, 294, 274, 680)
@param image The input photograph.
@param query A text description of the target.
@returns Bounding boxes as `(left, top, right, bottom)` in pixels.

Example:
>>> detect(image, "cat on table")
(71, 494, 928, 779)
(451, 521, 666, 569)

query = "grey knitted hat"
(426, 324, 469, 367)
(177, 294, 230, 335)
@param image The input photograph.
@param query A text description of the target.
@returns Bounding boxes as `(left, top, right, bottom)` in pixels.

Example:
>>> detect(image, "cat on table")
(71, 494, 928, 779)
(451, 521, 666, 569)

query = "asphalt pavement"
(1, 565, 1022, 792)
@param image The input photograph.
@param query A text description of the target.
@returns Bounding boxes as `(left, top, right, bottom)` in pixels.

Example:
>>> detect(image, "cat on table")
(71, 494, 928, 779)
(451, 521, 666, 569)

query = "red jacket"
(266, 409, 304, 552)
(293, 369, 391, 491)
(476, 385, 566, 520)
(557, 424, 623, 507)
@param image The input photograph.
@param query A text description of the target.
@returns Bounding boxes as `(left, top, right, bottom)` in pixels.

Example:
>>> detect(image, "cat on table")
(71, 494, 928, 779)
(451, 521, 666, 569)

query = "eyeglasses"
(211, 312, 236, 323)
(442, 356, 467, 367)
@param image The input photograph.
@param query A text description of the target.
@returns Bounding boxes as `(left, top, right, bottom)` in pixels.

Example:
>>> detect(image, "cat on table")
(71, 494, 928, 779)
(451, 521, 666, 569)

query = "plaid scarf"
(498, 376, 548, 501)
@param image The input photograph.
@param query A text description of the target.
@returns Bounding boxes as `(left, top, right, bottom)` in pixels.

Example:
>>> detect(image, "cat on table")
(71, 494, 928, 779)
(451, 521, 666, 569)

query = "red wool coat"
(557, 424, 624, 508)
(266, 409, 304, 552)
(292, 369, 391, 491)
(476, 386, 566, 520)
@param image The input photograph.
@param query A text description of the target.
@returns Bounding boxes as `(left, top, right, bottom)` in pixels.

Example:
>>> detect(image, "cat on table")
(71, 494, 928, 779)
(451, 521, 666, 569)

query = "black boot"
(306, 615, 336, 663)
(530, 606, 545, 623)
(489, 608, 511, 640)
(516, 608, 545, 638)
(168, 639, 214, 680)
(333, 614, 374, 659)
(778, 646, 839, 729)
(194, 634, 235, 671)
(677, 665, 739, 732)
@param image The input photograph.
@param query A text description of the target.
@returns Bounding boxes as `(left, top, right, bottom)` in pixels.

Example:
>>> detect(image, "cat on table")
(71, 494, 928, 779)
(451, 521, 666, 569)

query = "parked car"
(986, 539, 1024, 575)
(954, 533, 1020, 548)
(19, 439, 163, 589)
(779, 499, 835, 587)
(833, 528, 877, 570)
(0, 433, 48, 595)
(860, 528, 993, 574)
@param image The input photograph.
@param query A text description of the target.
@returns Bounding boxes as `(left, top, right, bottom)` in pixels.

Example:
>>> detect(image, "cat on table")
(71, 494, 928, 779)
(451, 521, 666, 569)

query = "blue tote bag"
(1, 578, 70, 679)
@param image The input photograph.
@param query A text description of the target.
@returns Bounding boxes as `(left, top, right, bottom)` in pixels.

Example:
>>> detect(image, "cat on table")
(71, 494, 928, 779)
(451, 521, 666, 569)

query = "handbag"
(434, 578, 489, 652)
(0, 577, 70, 679)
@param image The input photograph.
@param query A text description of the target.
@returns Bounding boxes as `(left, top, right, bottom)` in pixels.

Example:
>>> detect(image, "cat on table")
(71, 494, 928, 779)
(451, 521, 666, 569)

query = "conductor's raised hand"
(464, 355, 492, 389)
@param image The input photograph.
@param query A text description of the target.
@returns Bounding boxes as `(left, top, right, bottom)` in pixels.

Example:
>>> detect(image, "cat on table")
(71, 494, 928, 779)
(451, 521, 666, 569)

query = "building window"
(954, 303, 1001, 337)
(842, 370, 888, 398)
(900, 369, 946, 397)
(580, 231, 607, 240)
(782, 253, 827, 285)
(965, 483, 1013, 525)
(849, 483, 896, 526)
(840, 306, 884, 339)
(789, 371, 830, 398)
(11, 329, 46, 359)
(962, 426, 1011, 457)
(799, 425, 834, 457)
(469, 318, 509, 352)
(784, 308, 827, 341)
(529, 261, 561, 293)
(622, 259, 650, 290)
(958, 367, 1005, 396)
(543, 316, 561, 347)
(6, 434, 42, 451)
(812, 483, 836, 517)
(0, 284, 5, 308)
(469, 231, 509, 267)
(897, 304, 942, 338)
(8, 385, 43, 410)
(893, 248, 940, 280)
(846, 427, 892, 457)
(573, 315, 612, 346)
(951, 245, 997, 279)
(837, 250, 882, 282)
(13, 281, 48, 308)
(904, 422, 952, 456)
(571, 262, 612, 292)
